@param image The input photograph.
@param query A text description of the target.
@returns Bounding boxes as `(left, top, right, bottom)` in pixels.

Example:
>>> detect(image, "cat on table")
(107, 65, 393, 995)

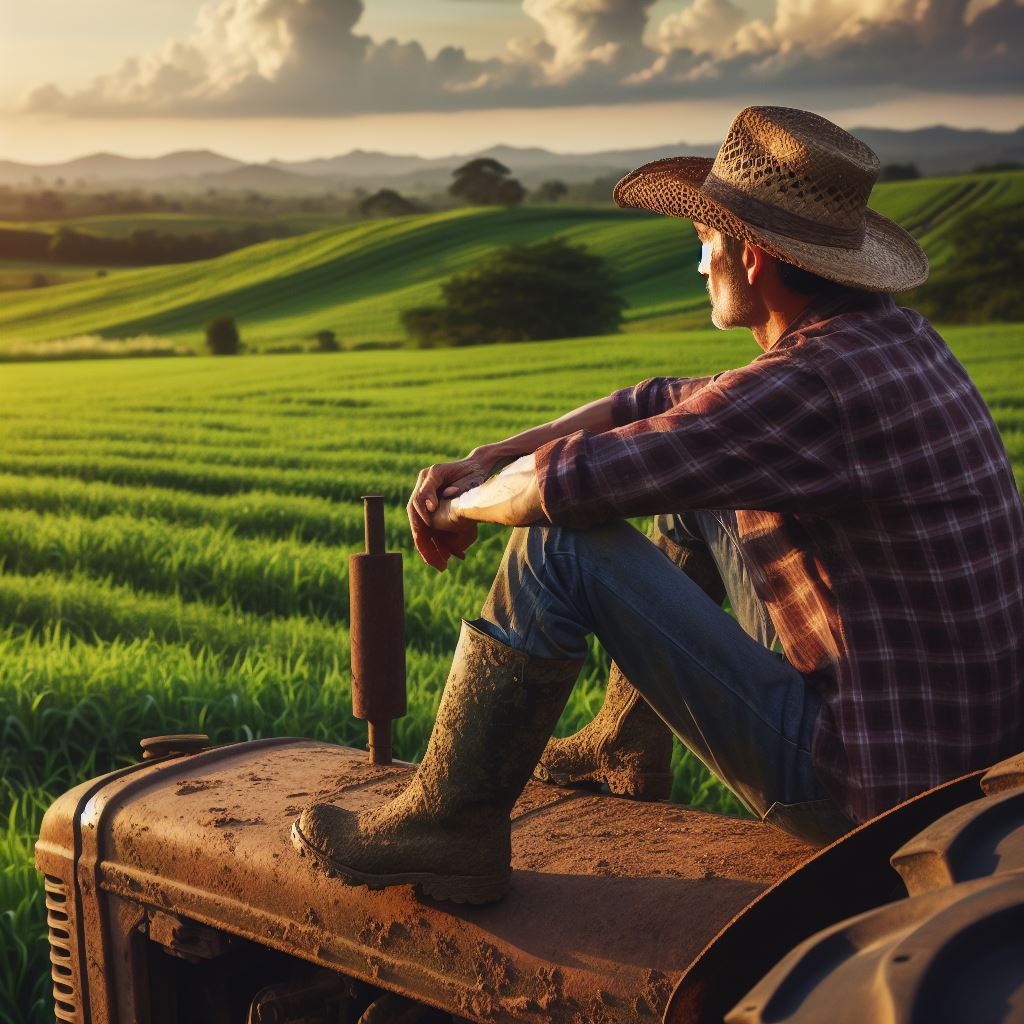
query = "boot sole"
(290, 820, 510, 905)
(533, 765, 673, 801)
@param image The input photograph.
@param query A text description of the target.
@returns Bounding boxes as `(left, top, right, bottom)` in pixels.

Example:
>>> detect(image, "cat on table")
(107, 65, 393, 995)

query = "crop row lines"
(0, 507, 509, 622)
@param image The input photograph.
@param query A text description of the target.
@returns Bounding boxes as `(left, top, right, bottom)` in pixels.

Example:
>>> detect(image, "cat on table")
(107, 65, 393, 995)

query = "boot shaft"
(416, 619, 583, 816)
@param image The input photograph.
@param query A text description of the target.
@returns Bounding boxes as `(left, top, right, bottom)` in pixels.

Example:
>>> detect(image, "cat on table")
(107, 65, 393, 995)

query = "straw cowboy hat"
(614, 105, 929, 293)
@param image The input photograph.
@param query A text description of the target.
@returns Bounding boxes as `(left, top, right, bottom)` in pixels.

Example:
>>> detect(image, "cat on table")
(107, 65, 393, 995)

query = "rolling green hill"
(0, 171, 1020, 350)
(0, 211, 353, 238)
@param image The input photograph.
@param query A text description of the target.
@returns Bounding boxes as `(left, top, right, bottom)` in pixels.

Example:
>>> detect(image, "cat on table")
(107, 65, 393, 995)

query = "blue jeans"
(476, 513, 854, 846)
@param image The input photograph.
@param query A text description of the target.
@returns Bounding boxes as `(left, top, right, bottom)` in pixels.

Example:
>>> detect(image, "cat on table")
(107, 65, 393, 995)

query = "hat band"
(702, 172, 866, 250)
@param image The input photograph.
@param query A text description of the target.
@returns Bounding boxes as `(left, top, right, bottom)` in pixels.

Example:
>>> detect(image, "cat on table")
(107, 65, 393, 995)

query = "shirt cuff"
(610, 384, 643, 427)
(534, 430, 601, 530)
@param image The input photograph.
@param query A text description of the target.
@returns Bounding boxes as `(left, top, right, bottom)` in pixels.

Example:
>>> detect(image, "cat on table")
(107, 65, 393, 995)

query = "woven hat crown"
(613, 104, 928, 292)
(703, 106, 880, 246)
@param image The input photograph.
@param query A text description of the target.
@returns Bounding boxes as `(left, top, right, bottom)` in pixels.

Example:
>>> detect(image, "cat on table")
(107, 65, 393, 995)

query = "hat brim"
(614, 156, 929, 293)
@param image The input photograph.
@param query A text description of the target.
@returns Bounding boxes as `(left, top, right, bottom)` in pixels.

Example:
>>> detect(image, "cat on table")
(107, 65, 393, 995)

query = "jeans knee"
(504, 520, 634, 575)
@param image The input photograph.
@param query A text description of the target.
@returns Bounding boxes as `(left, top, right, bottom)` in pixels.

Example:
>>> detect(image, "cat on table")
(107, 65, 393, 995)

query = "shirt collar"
(775, 289, 894, 348)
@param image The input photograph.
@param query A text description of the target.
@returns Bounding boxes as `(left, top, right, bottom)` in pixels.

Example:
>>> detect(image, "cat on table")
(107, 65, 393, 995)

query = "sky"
(1, 0, 1021, 164)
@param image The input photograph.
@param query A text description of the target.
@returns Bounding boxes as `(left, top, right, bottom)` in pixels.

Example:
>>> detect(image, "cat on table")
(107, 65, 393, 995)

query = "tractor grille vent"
(44, 874, 81, 1023)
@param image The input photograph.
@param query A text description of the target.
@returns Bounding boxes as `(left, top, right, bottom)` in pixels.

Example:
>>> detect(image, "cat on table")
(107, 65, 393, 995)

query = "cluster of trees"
(402, 238, 623, 347)
(905, 203, 1023, 322)
(0, 223, 291, 267)
(351, 160, 567, 220)
(0, 185, 359, 223)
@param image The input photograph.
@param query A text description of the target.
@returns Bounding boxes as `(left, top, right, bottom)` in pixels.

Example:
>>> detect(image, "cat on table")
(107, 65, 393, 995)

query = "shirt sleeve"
(537, 355, 852, 529)
(610, 375, 716, 426)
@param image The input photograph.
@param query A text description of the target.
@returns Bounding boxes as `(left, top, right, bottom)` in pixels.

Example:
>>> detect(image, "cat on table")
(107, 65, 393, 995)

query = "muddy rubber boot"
(533, 662, 675, 799)
(291, 619, 581, 904)
(534, 533, 726, 801)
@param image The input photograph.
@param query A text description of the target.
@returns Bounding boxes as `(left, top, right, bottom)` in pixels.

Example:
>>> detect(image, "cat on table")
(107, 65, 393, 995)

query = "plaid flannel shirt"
(535, 291, 1024, 822)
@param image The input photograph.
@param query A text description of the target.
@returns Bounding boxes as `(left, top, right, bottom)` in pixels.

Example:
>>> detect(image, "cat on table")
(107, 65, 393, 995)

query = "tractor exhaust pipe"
(349, 496, 407, 764)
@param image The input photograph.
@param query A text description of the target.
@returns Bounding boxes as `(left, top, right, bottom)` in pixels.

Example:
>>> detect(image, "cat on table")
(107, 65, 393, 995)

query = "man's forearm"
(444, 454, 546, 527)
(475, 395, 615, 465)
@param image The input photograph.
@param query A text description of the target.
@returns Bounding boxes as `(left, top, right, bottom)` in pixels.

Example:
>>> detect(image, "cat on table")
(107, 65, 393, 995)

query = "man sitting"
(292, 106, 1024, 904)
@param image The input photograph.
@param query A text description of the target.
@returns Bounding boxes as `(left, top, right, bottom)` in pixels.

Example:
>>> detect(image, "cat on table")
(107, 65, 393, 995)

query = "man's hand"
(407, 476, 481, 572)
(409, 450, 495, 523)
(406, 449, 544, 570)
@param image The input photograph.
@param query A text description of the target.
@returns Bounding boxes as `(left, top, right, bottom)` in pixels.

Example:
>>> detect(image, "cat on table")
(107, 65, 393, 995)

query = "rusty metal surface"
(140, 734, 210, 760)
(36, 737, 304, 1024)
(350, 497, 407, 765)
(982, 750, 1024, 796)
(53, 738, 812, 1024)
(891, 786, 1024, 896)
(348, 555, 406, 722)
(37, 754, 183, 1024)
(724, 870, 1024, 1024)
(663, 767, 988, 1024)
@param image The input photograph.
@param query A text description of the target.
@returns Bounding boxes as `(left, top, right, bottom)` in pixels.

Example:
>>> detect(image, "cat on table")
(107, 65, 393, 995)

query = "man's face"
(693, 222, 756, 331)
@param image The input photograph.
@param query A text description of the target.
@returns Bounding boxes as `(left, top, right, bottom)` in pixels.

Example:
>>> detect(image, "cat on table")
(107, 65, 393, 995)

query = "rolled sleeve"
(610, 375, 715, 427)
(538, 356, 852, 529)
(535, 430, 609, 528)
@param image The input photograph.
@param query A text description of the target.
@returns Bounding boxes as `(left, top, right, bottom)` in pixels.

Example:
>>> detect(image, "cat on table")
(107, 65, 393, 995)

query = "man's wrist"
(470, 442, 504, 469)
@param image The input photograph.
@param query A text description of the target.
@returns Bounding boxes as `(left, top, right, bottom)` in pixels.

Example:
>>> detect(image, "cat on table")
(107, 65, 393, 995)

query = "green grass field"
(0, 212, 353, 239)
(1, 322, 1022, 1020)
(1, 171, 1020, 350)
(1, 172, 1022, 1018)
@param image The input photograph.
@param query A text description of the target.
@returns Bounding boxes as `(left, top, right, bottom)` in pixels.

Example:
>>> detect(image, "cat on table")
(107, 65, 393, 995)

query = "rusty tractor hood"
(37, 738, 815, 1023)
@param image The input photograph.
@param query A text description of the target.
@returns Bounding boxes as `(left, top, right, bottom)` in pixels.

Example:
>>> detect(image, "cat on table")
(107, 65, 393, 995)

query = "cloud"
(20, 0, 1024, 118)
(521, 0, 658, 77)
(633, 0, 1024, 96)
(656, 0, 749, 57)
(23, 0, 524, 117)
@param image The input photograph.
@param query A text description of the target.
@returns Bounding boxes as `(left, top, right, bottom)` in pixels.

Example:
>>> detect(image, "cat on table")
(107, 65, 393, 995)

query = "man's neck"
(751, 294, 816, 352)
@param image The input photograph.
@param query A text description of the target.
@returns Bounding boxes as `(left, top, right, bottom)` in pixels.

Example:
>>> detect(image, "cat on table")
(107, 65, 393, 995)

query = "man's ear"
(742, 240, 765, 286)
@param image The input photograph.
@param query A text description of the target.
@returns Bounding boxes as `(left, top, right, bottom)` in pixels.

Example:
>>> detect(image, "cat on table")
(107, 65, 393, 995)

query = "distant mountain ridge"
(1, 126, 1021, 193)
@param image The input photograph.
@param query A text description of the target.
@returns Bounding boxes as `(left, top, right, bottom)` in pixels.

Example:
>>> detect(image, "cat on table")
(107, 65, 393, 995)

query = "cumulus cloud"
(23, 0, 525, 117)
(635, 0, 1024, 95)
(656, 0, 749, 57)
(521, 0, 658, 77)
(20, 0, 1024, 118)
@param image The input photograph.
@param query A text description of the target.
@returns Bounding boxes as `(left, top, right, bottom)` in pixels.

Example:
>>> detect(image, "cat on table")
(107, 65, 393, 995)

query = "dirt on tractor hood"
(38, 738, 813, 1024)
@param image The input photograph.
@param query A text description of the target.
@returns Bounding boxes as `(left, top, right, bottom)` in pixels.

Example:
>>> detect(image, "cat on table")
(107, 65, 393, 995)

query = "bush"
(314, 330, 341, 352)
(402, 238, 624, 347)
(205, 316, 241, 355)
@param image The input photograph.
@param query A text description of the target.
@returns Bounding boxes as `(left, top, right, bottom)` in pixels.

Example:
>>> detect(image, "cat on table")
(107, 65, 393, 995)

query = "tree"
(358, 189, 419, 218)
(532, 180, 568, 204)
(448, 158, 526, 207)
(402, 238, 624, 347)
(205, 316, 241, 355)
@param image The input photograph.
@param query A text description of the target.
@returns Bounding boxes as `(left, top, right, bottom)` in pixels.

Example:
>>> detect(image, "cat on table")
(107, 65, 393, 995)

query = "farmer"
(293, 106, 1024, 903)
